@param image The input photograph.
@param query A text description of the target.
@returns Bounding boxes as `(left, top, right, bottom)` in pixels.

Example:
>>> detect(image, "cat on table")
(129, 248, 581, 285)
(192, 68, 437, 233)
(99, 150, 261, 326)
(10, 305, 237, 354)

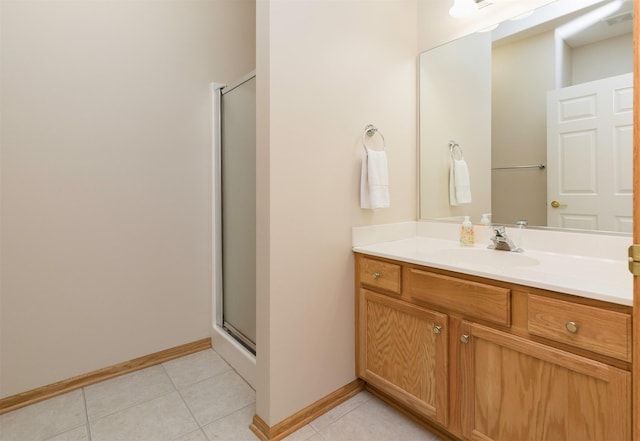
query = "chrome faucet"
(488, 225, 522, 252)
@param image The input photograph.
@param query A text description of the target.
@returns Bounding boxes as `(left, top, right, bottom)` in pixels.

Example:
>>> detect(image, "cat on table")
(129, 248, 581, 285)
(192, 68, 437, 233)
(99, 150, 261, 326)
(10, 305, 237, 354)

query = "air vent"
(604, 11, 633, 26)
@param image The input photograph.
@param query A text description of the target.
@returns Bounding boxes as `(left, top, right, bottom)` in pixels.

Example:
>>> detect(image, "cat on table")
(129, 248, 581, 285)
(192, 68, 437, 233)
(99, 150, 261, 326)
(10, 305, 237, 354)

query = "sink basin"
(436, 247, 540, 268)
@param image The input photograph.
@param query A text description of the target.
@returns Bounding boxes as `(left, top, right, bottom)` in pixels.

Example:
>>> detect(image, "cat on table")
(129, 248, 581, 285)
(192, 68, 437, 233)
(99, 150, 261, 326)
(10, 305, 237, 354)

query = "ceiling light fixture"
(449, 0, 479, 18)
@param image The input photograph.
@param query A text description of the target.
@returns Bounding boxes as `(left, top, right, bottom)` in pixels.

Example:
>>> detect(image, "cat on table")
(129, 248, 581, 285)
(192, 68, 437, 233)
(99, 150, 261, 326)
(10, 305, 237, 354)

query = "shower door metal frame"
(212, 70, 256, 354)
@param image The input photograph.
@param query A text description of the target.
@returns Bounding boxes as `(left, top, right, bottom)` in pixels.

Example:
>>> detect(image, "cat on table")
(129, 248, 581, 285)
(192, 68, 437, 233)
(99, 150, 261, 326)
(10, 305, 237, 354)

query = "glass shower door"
(219, 73, 256, 353)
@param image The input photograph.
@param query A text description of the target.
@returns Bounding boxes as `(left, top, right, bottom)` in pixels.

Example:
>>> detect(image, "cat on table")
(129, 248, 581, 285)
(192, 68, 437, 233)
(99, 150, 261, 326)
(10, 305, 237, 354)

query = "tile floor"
(0, 349, 442, 441)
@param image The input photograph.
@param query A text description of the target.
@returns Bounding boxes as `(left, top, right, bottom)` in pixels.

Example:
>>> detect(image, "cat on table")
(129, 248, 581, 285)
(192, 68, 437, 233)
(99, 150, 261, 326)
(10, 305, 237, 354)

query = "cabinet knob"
(565, 321, 579, 334)
(460, 334, 470, 344)
(373, 272, 381, 280)
(433, 325, 442, 335)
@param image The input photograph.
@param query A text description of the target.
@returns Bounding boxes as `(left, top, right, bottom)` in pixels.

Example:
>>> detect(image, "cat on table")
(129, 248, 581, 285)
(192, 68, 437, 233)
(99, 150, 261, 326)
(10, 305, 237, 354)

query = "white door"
(546, 73, 633, 232)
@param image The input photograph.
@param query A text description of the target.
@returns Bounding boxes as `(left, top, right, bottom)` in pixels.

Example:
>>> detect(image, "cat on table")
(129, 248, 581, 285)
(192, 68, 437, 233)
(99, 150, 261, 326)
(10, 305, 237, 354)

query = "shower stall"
(211, 72, 256, 384)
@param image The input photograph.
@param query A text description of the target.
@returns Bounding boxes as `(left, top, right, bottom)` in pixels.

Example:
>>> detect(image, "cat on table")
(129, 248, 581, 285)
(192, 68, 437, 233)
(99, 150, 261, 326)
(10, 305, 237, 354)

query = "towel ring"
(362, 124, 386, 152)
(449, 140, 464, 160)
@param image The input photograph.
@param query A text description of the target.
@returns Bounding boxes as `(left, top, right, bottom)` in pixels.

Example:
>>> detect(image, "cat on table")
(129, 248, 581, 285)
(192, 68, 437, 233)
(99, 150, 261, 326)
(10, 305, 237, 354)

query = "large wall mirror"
(419, 0, 633, 234)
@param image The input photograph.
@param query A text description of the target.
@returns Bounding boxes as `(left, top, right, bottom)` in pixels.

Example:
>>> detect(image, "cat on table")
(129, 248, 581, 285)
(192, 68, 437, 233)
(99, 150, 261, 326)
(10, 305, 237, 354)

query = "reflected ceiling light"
(449, 0, 479, 18)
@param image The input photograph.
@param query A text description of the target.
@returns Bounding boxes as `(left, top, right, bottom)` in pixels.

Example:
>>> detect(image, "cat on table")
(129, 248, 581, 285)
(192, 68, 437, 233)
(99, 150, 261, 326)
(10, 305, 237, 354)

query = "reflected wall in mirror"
(419, 0, 633, 233)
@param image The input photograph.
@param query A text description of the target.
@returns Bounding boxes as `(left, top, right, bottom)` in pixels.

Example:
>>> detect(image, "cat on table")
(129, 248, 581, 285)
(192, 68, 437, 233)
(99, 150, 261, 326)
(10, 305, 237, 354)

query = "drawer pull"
(373, 272, 381, 280)
(565, 321, 579, 334)
(433, 325, 442, 335)
(460, 334, 470, 344)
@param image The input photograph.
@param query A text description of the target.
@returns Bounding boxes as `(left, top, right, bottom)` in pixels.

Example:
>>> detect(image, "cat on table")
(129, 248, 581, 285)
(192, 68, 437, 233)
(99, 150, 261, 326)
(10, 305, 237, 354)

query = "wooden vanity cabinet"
(355, 253, 633, 441)
(357, 289, 449, 425)
(356, 257, 449, 426)
(460, 321, 631, 441)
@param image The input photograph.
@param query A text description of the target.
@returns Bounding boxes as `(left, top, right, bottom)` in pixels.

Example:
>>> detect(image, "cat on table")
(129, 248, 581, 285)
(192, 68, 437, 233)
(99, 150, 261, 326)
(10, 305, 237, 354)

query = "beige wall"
(572, 33, 633, 85)
(256, 0, 417, 425)
(492, 31, 555, 226)
(419, 32, 492, 223)
(0, 0, 255, 398)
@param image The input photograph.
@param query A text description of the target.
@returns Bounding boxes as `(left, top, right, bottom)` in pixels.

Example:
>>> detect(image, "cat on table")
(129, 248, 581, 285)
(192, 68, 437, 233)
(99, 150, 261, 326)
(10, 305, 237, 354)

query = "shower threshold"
(222, 321, 256, 355)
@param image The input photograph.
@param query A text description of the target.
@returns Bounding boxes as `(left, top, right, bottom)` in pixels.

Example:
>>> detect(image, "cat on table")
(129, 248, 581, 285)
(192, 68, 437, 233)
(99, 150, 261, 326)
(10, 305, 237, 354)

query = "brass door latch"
(628, 245, 640, 276)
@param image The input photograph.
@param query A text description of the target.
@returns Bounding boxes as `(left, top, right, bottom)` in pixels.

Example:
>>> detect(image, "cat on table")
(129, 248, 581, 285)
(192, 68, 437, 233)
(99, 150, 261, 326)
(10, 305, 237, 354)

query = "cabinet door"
(358, 289, 448, 426)
(460, 322, 631, 441)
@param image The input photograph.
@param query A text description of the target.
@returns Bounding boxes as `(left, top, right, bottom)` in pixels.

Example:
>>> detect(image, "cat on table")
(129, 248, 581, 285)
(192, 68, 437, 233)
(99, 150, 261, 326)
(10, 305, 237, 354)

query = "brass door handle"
(550, 200, 567, 208)
(373, 272, 380, 280)
(460, 334, 470, 344)
(433, 325, 442, 335)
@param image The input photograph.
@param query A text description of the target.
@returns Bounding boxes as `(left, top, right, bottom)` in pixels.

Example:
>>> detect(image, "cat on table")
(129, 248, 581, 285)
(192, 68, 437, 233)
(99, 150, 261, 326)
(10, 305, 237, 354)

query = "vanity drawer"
(359, 257, 401, 295)
(407, 269, 511, 326)
(527, 294, 632, 362)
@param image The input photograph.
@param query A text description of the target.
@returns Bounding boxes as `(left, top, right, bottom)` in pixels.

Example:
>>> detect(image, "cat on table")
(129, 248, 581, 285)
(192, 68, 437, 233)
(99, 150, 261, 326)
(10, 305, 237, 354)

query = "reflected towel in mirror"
(360, 147, 390, 209)
(450, 158, 472, 205)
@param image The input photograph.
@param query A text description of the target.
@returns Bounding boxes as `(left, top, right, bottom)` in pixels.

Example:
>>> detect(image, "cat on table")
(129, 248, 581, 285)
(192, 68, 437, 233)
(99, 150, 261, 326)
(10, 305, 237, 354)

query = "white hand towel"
(449, 158, 472, 206)
(360, 148, 390, 209)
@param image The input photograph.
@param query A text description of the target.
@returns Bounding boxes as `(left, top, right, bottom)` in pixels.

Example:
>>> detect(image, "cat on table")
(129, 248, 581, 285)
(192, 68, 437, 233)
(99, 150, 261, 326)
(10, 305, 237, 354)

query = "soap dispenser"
(514, 219, 528, 251)
(460, 216, 474, 246)
(477, 213, 491, 244)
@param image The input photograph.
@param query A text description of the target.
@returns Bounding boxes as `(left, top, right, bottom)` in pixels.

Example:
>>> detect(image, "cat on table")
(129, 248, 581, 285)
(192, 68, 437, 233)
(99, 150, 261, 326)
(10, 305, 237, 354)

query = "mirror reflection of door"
(546, 72, 633, 232)
(419, 0, 634, 233)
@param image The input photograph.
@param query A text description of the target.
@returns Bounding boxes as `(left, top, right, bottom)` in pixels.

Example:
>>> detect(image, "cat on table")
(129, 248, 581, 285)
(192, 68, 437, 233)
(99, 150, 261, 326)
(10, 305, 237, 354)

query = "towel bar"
(491, 164, 546, 170)
(362, 124, 386, 151)
(449, 140, 464, 160)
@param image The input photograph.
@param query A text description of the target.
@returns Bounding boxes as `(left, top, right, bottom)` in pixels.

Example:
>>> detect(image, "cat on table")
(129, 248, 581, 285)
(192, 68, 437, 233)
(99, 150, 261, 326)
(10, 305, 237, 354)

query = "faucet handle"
(491, 225, 506, 237)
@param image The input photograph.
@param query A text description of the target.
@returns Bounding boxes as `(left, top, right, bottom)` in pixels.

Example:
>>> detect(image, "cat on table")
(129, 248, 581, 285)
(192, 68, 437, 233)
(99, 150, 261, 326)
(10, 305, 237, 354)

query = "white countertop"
(353, 236, 633, 306)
